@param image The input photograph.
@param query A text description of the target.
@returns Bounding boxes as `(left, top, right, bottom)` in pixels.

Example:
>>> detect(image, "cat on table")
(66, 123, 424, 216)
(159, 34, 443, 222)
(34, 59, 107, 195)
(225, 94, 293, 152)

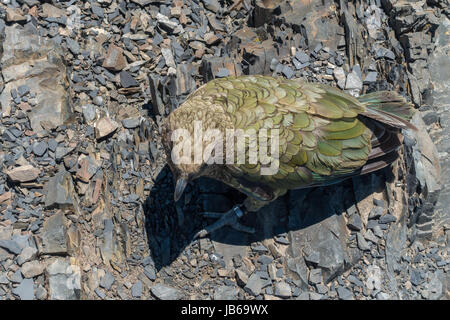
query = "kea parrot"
(161, 75, 416, 238)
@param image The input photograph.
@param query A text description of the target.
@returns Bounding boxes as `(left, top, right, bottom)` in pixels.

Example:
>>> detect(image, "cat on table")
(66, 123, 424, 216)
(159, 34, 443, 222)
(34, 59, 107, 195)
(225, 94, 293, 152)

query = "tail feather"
(358, 91, 417, 130)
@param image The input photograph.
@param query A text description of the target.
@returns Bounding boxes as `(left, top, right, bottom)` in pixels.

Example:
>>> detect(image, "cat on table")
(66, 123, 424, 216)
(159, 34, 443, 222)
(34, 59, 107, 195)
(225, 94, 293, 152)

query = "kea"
(161, 75, 416, 238)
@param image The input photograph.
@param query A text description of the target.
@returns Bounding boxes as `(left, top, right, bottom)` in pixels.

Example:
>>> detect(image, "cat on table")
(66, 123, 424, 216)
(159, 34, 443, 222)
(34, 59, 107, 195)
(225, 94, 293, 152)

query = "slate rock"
(45, 168, 79, 211)
(21, 261, 44, 278)
(122, 117, 140, 129)
(5, 165, 40, 183)
(143, 265, 156, 281)
(244, 273, 263, 296)
(274, 282, 291, 298)
(120, 71, 139, 88)
(0, 25, 71, 133)
(17, 246, 37, 265)
(235, 269, 249, 287)
(0, 239, 22, 255)
(213, 285, 238, 300)
(100, 272, 115, 290)
(103, 45, 127, 71)
(82, 104, 96, 124)
(337, 286, 354, 300)
(32, 141, 48, 157)
(47, 259, 81, 300)
(12, 278, 34, 300)
(347, 214, 363, 231)
(66, 38, 80, 55)
(357, 232, 371, 251)
(150, 283, 184, 300)
(95, 116, 119, 140)
(379, 214, 397, 224)
(308, 268, 323, 285)
(40, 212, 68, 255)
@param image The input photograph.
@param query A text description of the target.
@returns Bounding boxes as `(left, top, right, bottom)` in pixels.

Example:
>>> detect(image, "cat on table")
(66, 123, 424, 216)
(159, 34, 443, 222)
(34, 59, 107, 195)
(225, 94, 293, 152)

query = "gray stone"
(364, 71, 378, 84)
(12, 278, 34, 300)
(347, 214, 363, 231)
(379, 214, 396, 224)
(35, 285, 47, 300)
(295, 50, 310, 64)
(203, 0, 220, 13)
(100, 272, 115, 290)
(282, 65, 294, 79)
(369, 207, 383, 220)
(150, 283, 184, 300)
(376, 292, 390, 300)
(21, 261, 44, 278)
(0, 25, 71, 133)
(66, 38, 80, 55)
(0, 239, 22, 255)
(345, 70, 363, 92)
(374, 46, 395, 60)
(0, 273, 9, 284)
(385, 220, 407, 275)
(55, 147, 75, 161)
(9, 270, 23, 283)
(17, 84, 30, 96)
(289, 210, 348, 283)
(333, 67, 346, 89)
(308, 268, 323, 285)
(357, 232, 371, 251)
(235, 269, 249, 287)
(337, 286, 354, 300)
(93, 96, 104, 106)
(122, 117, 140, 129)
(244, 273, 263, 296)
(44, 168, 79, 213)
(410, 269, 425, 286)
(405, 111, 443, 239)
(40, 212, 68, 255)
(309, 292, 323, 300)
(143, 265, 156, 281)
(82, 104, 96, 124)
(365, 265, 381, 290)
(47, 259, 81, 300)
(32, 141, 48, 157)
(120, 71, 139, 88)
(213, 285, 238, 300)
(316, 283, 328, 294)
(215, 68, 230, 78)
(274, 282, 291, 298)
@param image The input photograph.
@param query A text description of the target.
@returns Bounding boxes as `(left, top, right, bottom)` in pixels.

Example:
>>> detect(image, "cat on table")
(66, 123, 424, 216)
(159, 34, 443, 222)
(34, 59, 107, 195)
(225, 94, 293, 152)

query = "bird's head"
(161, 111, 212, 202)
(160, 94, 233, 202)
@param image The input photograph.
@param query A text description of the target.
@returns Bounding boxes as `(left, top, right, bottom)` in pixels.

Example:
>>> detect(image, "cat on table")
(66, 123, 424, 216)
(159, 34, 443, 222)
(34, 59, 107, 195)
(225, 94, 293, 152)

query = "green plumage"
(165, 75, 415, 210)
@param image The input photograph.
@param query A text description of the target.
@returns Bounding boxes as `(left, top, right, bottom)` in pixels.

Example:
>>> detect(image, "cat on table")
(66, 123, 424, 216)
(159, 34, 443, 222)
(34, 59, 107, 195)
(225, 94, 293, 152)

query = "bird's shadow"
(143, 165, 393, 271)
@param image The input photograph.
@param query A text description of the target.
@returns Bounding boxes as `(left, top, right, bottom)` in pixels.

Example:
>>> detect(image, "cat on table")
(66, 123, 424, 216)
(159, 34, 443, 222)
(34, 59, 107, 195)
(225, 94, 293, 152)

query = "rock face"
(44, 168, 80, 214)
(46, 258, 81, 300)
(288, 195, 352, 283)
(39, 212, 69, 256)
(427, 16, 450, 240)
(0, 24, 71, 133)
(0, 0, 446, 302)
(404, 113, 441, 240)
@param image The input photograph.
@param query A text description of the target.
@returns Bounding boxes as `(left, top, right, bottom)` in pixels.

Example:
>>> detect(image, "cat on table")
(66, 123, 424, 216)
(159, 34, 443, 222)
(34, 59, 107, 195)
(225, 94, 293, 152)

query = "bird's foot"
(194, 205, 255, 239)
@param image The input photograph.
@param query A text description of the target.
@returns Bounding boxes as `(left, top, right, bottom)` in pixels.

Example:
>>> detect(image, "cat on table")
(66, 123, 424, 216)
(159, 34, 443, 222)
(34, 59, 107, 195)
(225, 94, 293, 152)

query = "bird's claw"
(194, 205, 255, 239)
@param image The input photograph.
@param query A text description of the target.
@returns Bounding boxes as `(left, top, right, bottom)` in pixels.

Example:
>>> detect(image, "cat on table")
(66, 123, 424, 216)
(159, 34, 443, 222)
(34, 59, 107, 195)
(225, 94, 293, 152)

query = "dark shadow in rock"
(144, 164, 388, 271)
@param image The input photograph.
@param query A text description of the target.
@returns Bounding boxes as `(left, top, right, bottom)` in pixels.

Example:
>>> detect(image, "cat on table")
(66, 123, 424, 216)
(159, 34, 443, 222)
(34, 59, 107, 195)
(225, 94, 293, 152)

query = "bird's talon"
(194, 205, 253, 238)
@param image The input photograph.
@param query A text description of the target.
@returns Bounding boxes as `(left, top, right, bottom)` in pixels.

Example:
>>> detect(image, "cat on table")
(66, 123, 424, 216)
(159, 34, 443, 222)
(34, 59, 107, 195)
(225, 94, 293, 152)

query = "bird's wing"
(209, 75, 374, 190)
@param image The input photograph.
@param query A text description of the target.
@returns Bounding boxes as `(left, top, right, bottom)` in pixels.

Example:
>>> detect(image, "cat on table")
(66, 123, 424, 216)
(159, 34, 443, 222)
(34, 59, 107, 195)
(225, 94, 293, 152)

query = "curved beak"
(174, 177, 188, 202)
